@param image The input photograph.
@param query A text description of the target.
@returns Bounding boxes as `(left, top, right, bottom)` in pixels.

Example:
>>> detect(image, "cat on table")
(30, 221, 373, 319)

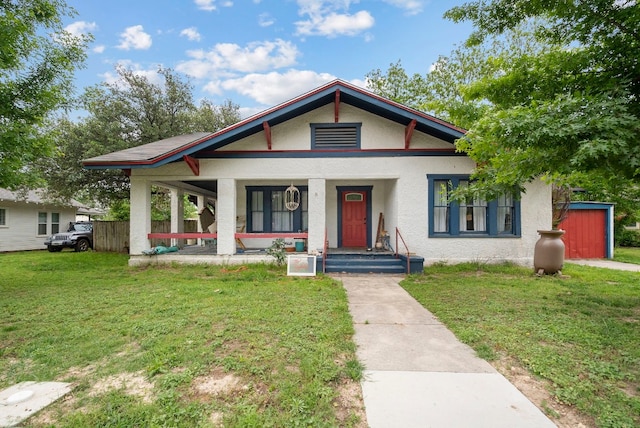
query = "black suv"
(44, 221, 94, 252)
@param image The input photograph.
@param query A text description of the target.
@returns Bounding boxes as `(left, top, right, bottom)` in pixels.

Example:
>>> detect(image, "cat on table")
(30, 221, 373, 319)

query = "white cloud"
(180, 27, 202, 41)
(348, 78, 367, 89)
(93, 45, 106, 54)
(296, 10, 374, 37)
(117, 25, 152, 50)
(177, 39, 299, 78)
(258, 12, 275, 27)
(64, 21, 97, 37)
(195, 0, 216, 10)
(294, 1, 374, 37)
(218, 69, 335, 106)
(194, 0, 233, 11)
(382, 0, 424, 15)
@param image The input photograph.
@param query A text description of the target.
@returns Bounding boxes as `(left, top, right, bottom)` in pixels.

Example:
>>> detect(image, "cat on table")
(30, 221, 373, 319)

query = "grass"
(614, 247, 640, 265)
(0, 251, 364, 427)
(402, 262, 640, 428)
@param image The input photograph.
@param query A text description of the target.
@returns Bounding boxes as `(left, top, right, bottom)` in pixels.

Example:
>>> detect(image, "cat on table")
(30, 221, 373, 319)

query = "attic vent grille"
(311, 123, 361, 150)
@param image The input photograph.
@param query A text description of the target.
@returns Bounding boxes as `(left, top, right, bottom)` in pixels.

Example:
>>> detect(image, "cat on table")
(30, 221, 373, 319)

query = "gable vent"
(311, 123, 361, 149)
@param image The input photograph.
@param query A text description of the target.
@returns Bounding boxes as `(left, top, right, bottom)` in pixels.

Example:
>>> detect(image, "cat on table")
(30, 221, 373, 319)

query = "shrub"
(266, 238, 287, 265)
(618, 228, 640, 247)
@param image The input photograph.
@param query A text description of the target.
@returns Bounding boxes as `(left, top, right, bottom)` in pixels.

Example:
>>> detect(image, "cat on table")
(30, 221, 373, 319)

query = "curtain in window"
(458, 182, 487, 232)
(271, 191, 293, 231)
(498, 194, 514, 233)
(301, 190, 308, 231)
(433, 180, 449, 232)
(251, 192, 264, 231)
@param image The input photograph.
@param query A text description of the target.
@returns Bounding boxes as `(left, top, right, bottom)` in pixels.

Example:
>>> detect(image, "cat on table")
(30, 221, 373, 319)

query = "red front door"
(341, 191, 367, 247)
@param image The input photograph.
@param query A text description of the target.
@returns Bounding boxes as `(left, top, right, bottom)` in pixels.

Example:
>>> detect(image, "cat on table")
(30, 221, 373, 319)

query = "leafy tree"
(0, 0, 88, 189)
(444, 0, 640, 198)
(366, 22, 549, 130)
(41, 66, 241, 208)
(365, 61, 427, 109)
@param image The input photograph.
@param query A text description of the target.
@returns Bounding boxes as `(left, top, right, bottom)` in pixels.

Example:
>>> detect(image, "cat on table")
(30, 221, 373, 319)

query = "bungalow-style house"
(83, 80, 551, 272)
(0, 188, 85, 252)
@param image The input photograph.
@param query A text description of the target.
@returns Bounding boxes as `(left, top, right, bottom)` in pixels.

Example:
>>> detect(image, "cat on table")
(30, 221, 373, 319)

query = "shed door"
(560, 210, 606, 259)
(341, 191, 367, 247)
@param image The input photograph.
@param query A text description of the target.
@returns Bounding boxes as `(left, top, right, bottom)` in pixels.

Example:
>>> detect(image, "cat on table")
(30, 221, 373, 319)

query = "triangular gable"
(83, 79, 466, 170)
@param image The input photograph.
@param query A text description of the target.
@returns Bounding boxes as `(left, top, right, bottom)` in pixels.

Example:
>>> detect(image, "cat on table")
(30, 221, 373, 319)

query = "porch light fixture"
(285, 184, 300, 211)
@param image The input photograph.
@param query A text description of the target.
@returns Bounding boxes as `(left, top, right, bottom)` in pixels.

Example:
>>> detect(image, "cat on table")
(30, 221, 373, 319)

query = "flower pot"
(533, 229, 565, 275)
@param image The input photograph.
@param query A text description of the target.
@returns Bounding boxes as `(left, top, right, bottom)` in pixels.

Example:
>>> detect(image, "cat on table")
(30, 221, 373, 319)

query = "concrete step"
(324, 254, 407, 274)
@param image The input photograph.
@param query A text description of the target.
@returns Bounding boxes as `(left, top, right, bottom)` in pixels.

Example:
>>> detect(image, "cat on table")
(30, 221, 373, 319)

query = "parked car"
(44, 221, 93, 252)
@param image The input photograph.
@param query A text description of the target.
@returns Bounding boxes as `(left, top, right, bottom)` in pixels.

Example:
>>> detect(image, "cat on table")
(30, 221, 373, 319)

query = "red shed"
(559, 202, 614, 259)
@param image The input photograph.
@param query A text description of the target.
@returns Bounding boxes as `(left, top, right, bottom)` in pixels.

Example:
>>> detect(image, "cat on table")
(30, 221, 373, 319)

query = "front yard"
(0, 252, 365, 427)
(402, 261, 640, 428)
(2, 251, 639, 427)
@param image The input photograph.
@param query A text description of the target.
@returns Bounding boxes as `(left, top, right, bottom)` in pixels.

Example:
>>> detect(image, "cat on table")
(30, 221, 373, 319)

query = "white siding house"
(83, 80, 552, 270)
(0, 189, 81, 252)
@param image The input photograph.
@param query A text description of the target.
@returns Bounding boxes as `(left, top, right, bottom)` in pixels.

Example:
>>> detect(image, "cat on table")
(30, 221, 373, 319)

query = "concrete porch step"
(321, 252, 421, 274)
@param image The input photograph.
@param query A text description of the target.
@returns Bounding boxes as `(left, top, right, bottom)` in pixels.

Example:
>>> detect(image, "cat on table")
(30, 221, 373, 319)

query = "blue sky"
(63, 0, 473, 118)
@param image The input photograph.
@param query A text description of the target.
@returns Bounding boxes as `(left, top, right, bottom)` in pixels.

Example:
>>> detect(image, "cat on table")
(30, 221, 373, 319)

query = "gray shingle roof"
(83, 132, 214, 165)
(0, 188, 84, 208)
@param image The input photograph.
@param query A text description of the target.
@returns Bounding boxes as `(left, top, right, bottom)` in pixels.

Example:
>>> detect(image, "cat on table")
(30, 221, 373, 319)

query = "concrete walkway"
(333, 274, 556, 428)
(567, 259, 640, 272)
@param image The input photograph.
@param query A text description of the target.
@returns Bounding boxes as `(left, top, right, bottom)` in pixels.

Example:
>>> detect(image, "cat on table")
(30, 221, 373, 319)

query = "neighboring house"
(83, 80, 551, 267)
(0, 188, 84, 252)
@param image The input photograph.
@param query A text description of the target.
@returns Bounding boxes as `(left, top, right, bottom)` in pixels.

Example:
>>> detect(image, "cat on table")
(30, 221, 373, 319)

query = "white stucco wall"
(0, 201, 77, 252)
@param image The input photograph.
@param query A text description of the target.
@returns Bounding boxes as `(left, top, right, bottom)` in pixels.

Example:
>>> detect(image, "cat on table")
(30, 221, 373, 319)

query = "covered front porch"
(128, 176, 420, 272)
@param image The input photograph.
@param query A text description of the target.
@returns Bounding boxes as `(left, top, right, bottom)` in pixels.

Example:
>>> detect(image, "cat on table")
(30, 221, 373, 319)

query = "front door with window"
(341, 190, 368, 247)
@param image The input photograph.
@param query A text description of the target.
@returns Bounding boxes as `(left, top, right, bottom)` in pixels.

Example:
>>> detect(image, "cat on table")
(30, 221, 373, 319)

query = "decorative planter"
(533, 229, 565, 275)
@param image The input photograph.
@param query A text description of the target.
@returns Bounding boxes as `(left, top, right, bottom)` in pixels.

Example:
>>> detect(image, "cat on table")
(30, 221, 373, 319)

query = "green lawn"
(0, 252, 364, 427)
(402, 262, 640, 428)
(4, 252, 638, 428)
(615, 247, 640, 265)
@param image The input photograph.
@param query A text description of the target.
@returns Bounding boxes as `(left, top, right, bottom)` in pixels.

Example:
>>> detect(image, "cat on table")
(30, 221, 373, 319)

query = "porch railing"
(323, 228, 328, 274)
(395, 227, 411, 274)
(147, 232, 308, 245)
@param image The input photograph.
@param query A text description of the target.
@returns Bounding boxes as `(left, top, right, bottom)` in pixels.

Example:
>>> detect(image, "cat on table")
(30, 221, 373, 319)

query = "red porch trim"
(405, 119, 416, 149)
(147, 232, 308, 240)
(182, 155, 200, 176)
(236, 232, 308, 239)
(263, 121, 272, 150)
(148, 233, 216, 239)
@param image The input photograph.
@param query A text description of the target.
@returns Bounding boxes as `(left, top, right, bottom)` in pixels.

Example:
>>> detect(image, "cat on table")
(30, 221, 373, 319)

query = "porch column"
(216, 178, 236, 255)
(129, 177, 152, 255)
(308, 178, 326, 253)
(170, 188, 184, 247)
(196, 195, 204, 233)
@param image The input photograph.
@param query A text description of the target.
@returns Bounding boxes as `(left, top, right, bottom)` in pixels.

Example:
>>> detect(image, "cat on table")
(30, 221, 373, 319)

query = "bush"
(618, 228, 640, 247)
(266, 238, 287, 265)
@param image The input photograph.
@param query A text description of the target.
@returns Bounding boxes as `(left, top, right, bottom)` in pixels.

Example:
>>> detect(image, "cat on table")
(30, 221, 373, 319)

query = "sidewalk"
(333, 274, 556, 428)
(566, 259, 640, 272)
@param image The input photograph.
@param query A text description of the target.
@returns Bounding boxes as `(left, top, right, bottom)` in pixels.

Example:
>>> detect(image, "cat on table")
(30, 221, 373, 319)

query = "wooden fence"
(93, 220, 198, 253)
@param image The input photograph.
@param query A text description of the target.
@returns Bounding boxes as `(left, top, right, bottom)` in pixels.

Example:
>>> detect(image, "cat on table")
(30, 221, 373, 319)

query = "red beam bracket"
(334, 89, 340, 123)
(405, 119, 417, 149)
(263, 121, 272, 150)
(183, 155, 200, 176)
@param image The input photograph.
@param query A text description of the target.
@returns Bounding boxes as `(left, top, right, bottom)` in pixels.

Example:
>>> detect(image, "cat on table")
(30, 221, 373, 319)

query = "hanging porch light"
(285, 183, 300, 211)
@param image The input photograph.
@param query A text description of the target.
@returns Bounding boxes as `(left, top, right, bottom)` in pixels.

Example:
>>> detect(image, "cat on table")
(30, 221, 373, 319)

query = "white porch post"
(196, 195, 204, 233)
(129, 177, 152, 255)
(216, 178, 236, 255)
(308, 178, 326, 253)
(170, 188, 184, 247)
